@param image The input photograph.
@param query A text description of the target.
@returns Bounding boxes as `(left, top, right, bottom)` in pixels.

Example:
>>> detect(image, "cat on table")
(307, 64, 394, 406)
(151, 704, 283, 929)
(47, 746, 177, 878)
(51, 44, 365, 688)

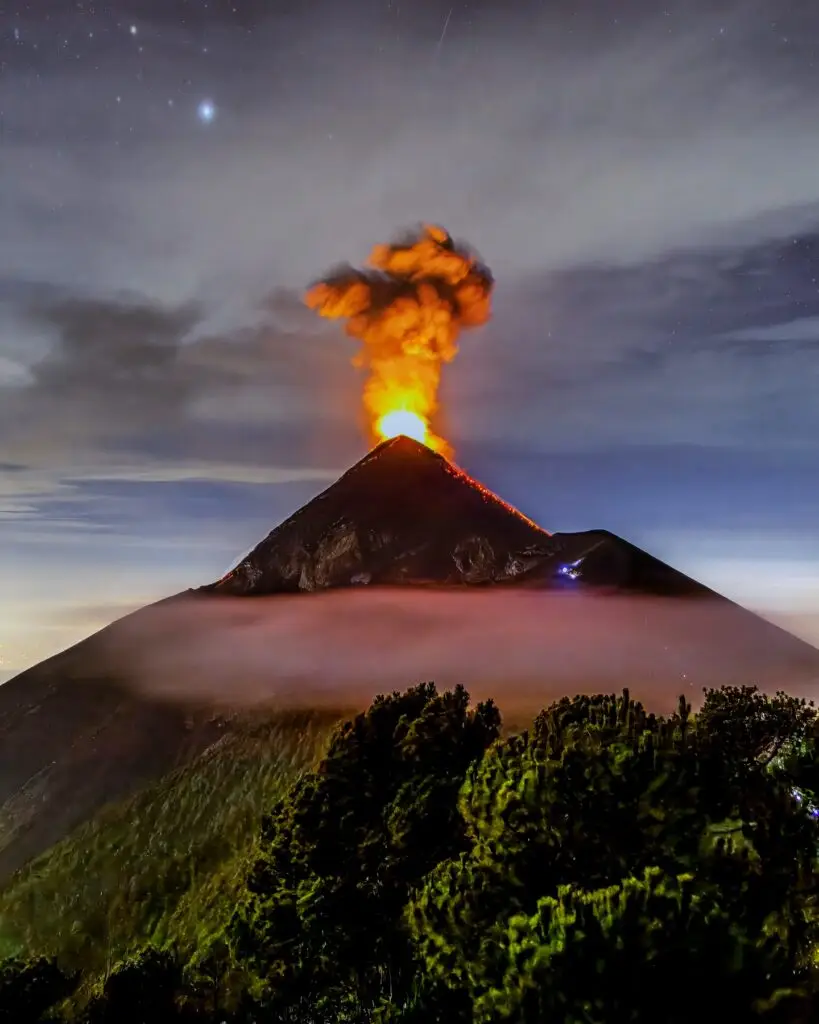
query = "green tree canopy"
(18, 682, 816, 1023)
(407, 686, 819, 1023)
(231, 682, 501, 1018)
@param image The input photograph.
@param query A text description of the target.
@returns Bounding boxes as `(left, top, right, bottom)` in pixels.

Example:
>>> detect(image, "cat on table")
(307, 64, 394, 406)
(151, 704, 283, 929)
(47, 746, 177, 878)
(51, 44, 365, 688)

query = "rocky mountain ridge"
(206, 435, 711, 598)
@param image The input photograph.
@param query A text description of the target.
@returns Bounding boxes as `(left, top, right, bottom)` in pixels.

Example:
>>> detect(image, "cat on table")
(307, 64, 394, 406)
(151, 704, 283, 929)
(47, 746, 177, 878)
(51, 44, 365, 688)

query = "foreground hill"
(0, 610, 227, 881)
(0, 709, 340, 982)
(2, 681, 818, 1023)
(0, 435, 817, 881)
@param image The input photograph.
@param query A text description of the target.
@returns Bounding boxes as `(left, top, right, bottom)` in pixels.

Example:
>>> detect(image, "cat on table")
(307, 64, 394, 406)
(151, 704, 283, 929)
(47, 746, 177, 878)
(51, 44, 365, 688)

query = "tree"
(405, 687, 819, 1022)
(697, 685, 815, 767)
(412, 866, 811, 1024)
(231, 682, 500, 1018)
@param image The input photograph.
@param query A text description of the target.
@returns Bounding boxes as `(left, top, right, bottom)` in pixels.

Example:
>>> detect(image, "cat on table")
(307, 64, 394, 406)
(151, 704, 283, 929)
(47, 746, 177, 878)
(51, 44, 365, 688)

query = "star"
(129, 25, 138, 36)
(197, 99, 216, 124)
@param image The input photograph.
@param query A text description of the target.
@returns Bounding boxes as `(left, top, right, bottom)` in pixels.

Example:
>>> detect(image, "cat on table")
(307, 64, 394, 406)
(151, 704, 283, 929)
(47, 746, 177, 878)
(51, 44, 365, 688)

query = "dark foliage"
(409, 687, 819, 1023)
(0, 956, 77, 1023)
(231, 683, 819, 1023)
(698, 684, 816, 766)
(81, 949, 184, 1024)
(231, 682, 501, 1018)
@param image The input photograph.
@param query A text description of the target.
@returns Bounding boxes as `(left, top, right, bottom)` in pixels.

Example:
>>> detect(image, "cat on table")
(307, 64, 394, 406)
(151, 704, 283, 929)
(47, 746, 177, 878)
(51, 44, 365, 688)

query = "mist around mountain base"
(95, 587, 819, 713)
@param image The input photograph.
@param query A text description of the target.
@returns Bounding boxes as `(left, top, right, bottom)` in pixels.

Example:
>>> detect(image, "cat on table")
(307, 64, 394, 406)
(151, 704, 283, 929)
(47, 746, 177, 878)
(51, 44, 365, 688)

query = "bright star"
(129, 24, 137, 35)
(197, 100, 216, 124)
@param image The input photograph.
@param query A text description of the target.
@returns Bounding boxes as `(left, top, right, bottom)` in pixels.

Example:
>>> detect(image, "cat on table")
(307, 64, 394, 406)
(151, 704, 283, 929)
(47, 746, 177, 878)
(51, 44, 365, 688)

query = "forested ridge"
(3, 681, 819, 1023)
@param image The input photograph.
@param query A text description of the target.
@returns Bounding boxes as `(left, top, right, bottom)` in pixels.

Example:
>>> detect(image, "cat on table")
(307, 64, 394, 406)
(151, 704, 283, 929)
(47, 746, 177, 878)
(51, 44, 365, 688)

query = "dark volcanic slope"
(548, 529, 713, 596)
(0, 600, 227, 881)
(206, 436, 731, 601)
(208, 435, 557, 594)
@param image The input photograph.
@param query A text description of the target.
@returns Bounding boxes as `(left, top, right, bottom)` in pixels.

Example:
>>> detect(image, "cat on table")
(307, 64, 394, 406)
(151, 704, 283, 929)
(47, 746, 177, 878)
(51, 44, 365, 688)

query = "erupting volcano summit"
(207, 435, 754, 601)
(208, 435, 552, 594)
(304, 224, 493, 458)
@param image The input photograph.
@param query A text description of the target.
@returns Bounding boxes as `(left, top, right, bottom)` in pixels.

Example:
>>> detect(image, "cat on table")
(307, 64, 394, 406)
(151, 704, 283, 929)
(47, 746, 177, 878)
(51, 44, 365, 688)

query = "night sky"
(2, 0, 819, 682)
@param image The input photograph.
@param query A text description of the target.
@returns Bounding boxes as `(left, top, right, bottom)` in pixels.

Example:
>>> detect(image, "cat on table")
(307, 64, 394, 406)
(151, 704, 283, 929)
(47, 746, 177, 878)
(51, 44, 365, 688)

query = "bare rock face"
(306, 522, 363, 591)
(206, 436, 559, 595)
(203, 437, 733, 599)
(452, 536, 498, 583)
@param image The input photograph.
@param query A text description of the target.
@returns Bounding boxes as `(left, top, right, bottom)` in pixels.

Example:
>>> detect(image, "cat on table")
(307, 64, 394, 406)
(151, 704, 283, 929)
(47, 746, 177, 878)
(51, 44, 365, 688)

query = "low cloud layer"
(87, 589, 819, 715)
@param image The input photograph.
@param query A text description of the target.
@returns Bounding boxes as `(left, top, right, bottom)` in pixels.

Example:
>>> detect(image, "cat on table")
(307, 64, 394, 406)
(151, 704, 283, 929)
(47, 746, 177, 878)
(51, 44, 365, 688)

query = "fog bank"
(93, 588, 819, 715)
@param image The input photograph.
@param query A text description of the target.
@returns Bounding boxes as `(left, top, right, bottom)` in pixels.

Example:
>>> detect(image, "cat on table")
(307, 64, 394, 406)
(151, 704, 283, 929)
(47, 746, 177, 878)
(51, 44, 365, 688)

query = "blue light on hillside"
(557, 558, 584, 581)
(792, 787, 819, 819)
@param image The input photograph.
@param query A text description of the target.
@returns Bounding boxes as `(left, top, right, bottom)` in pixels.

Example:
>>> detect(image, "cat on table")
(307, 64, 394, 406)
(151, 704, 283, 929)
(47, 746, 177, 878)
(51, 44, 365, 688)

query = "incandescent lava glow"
(304, 224, 493, 459)
(377, 409, 429, 445)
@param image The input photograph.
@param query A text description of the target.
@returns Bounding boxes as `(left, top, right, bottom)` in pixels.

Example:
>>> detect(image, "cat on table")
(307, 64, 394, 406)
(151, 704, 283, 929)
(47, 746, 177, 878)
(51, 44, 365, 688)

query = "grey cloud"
(1, 295, 202, 460)
(447, 235, 819, 454)
(471, 342, 819, 454)
(0, 288, 358, 520)
(721, 316, 819, 344)
(6, 3, 819, 302)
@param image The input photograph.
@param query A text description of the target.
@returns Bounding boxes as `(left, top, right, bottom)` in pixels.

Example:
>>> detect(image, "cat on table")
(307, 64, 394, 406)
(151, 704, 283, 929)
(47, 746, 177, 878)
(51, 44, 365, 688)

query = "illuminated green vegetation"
(0, 710, 342, 990)
(1, 683, 818, 1022)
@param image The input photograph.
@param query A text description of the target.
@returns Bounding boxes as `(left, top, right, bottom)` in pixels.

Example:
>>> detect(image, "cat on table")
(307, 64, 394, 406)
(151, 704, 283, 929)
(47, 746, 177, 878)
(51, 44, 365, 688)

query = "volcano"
(207, 435, 556, 593)
(0, 435, 817, 880)
(205, 435, 720, 598)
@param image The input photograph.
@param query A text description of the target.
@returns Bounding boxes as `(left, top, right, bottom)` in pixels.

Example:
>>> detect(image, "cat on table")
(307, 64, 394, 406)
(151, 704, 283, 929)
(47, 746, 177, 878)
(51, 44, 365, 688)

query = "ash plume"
(304, 224, 494, 457)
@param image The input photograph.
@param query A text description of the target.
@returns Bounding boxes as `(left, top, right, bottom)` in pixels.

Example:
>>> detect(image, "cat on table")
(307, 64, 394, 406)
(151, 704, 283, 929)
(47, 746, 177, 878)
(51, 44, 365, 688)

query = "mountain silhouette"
(206, 435, 723, 598)
(207, 435, 555, 593)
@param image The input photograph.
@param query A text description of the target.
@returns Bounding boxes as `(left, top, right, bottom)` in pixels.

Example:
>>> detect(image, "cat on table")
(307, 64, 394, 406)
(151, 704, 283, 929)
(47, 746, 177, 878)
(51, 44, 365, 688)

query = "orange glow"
(304, 224, 493, 458)
(376, 409, 428, 445)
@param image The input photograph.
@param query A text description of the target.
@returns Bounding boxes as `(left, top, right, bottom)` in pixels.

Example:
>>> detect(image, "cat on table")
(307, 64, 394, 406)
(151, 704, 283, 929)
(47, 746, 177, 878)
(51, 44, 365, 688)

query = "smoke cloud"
(93, 588, 819, 718)
(304, 225, 493, 457)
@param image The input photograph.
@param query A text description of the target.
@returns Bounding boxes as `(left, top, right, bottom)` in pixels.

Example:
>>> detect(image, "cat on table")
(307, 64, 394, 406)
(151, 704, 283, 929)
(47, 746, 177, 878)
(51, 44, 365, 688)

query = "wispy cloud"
(0, 290, 354, 521)
(721, 316, 819, 343)
(6, 6, 819, 292)
(0, 461, 341, 517)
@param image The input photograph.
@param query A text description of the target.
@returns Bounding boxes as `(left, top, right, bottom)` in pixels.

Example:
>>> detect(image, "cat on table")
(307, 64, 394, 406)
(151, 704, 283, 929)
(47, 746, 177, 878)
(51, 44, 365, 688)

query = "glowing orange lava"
(376, 409, 429, 445)
(304, 224, 493, 461)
